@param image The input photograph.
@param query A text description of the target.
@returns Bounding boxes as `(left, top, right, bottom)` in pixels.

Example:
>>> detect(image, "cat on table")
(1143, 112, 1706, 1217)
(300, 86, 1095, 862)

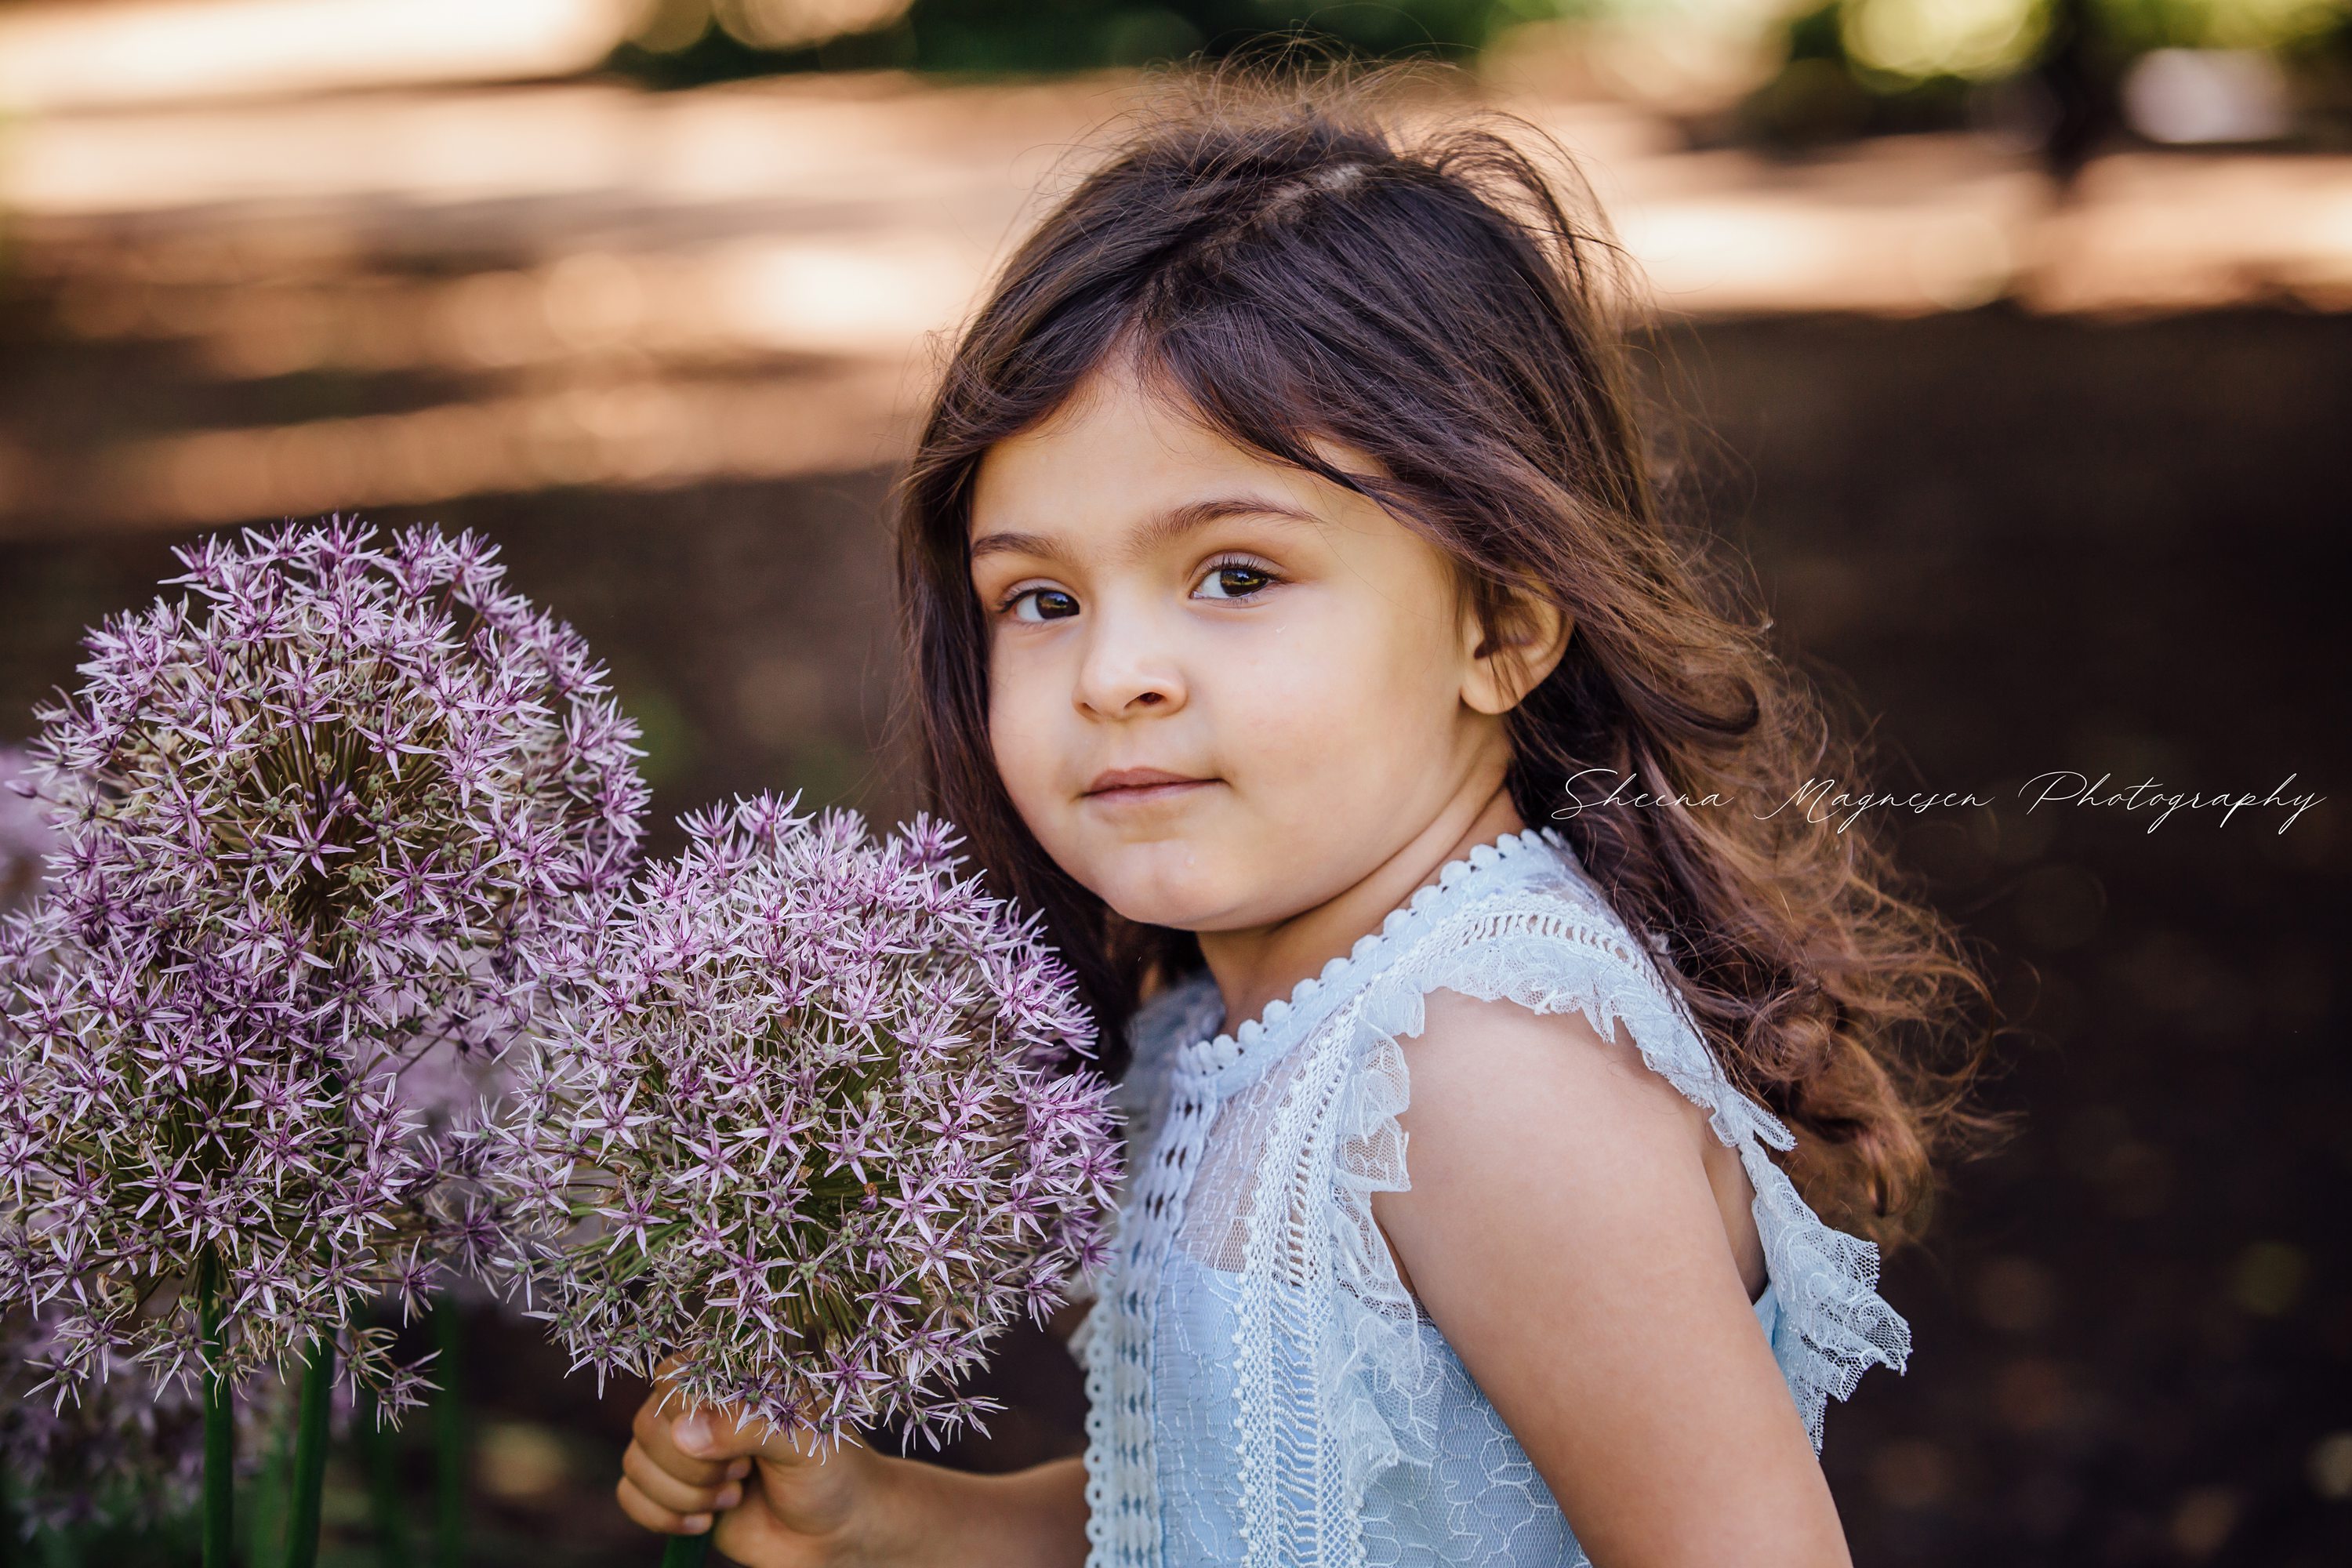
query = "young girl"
(613, 56, 1995, 1568)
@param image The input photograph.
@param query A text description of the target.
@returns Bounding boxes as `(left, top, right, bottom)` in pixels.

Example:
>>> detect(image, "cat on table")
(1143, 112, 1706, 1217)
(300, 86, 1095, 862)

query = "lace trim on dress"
(1083, 964, 1254, 1567)
(1069, 971, 1222, 1470)
(1178, 827, 1570, 1080)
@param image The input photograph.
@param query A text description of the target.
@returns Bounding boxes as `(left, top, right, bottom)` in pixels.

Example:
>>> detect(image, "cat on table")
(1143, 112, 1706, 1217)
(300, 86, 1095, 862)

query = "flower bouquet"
(488, 791, 1123, 1566)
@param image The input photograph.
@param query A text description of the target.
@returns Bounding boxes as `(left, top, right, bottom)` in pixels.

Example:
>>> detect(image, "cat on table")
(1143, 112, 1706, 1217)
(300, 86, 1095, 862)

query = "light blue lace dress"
(1068, 826, 1911, 1568)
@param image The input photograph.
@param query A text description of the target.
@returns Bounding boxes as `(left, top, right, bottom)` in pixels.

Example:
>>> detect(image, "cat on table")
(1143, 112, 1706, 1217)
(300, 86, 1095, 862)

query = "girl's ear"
(1461, 586, 1573, 717)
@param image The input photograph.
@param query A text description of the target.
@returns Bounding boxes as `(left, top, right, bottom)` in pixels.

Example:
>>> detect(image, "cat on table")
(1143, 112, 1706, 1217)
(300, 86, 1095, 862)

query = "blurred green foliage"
(612, 0, 1565, 86)
(2096, 0, 2347, 50)
(605, 0, 2351, 156)
(1755, 0, 2349, 150)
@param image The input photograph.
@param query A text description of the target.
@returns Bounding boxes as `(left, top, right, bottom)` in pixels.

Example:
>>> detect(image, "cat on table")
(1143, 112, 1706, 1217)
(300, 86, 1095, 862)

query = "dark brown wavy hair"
(885, 49, 2009, 1250)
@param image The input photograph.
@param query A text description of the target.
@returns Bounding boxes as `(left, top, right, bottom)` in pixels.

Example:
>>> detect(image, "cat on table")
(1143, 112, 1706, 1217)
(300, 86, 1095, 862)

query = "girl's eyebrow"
(970, 495, 1323, 568)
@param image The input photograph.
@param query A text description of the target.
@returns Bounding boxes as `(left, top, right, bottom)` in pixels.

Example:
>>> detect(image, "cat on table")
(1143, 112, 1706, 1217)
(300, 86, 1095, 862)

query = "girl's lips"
(1084, 779, 1215, 805)
(1087, 764, 1211, 792)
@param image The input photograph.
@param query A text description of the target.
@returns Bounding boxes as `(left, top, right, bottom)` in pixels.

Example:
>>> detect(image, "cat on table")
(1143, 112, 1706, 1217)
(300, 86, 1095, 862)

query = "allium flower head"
(0, 517, 649, 1417)
(490, 791, 1120, 1452)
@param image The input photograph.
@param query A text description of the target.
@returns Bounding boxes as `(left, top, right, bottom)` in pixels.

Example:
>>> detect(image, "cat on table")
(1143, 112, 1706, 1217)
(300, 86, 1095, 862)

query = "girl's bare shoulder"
(1377, 984, 1766, 1303)
(1395, 985, 1715, 1167)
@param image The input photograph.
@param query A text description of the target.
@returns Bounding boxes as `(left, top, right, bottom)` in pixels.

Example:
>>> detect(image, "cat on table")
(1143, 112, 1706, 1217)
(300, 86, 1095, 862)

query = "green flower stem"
(357, 1379, 413, 1568)
(660, 1533, 713, 1568)
(249, 1399, 292, 1568)
(282, 1330, 335, 1568)
(199, 1251, 234, 1568)
(433, 1297, 466, 1568)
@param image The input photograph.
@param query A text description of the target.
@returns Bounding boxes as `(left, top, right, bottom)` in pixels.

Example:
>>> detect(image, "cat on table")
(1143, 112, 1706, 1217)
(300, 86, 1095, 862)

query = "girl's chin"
(1080, 857, 1241, 932)
(1094, 881, 1210, 924)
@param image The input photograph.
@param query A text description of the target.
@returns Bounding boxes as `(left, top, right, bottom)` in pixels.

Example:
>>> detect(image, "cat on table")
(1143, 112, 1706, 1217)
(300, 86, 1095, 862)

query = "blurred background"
(0, 0, 2347, 1564)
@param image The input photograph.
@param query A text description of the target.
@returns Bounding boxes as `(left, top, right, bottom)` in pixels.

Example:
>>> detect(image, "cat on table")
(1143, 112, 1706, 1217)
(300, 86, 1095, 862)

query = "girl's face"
(968, 356, 1534, 938)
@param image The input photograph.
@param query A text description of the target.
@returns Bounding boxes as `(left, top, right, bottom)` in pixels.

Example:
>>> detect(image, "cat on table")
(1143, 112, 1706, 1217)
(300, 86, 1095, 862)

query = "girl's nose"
(1071, 609, 1186, 717)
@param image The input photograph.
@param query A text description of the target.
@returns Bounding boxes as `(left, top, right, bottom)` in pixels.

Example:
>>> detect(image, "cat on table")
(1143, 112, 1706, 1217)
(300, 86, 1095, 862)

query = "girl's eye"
(998, 586, 1079, 623)
(1196, 557, 1279, 601)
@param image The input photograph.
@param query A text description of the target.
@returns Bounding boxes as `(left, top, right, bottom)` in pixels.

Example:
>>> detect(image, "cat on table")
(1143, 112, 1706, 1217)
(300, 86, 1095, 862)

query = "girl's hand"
(617, 1385, 887, 1567)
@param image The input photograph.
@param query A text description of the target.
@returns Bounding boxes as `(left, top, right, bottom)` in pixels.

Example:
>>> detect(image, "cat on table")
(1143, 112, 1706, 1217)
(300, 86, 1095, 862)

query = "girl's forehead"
(981, 369, 1232, 481)
(971, 368, 1374, 537)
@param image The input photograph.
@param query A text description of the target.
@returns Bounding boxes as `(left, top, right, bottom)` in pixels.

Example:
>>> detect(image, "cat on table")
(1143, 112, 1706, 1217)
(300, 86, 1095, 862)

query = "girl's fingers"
(672, 1405, 826, 1466)
(615, 1473, 712, 1537)
(630, 1397, 742, 1486)
(622, 1440, 743, 1517)
(762, 1421, 869, 1465)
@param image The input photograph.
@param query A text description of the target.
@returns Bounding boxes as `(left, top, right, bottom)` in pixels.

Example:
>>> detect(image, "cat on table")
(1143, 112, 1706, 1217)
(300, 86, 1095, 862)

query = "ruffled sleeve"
(1321, 852, 1912, 1475)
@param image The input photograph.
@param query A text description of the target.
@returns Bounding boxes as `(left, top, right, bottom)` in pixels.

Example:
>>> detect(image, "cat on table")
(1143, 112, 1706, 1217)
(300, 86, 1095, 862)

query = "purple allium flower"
(0, 517, 649, 1419)
(487, 792, 1120, 1453)
(0, 1303, 284, 1540)
(0, 747, 53, 915)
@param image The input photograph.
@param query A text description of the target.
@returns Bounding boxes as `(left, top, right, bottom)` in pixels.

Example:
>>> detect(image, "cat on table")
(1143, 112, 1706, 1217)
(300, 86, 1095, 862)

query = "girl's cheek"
(1316, 621, 1460, 771)
(1209, 626, 1318, 725)
(1210, 645, 1370, 799)
(985, 672, 1061, 806)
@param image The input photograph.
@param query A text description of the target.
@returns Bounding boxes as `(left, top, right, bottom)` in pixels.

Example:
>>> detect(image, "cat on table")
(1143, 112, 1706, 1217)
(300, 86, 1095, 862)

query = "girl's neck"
(1194, 782, 1527, 1042)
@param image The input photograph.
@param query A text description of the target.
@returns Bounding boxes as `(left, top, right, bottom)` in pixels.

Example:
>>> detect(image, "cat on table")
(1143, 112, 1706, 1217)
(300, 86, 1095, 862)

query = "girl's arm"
(1370, 986, 1853, 1568)
(618, 1395, 1090, 1568)
(869, 1454, 1090, 1568)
